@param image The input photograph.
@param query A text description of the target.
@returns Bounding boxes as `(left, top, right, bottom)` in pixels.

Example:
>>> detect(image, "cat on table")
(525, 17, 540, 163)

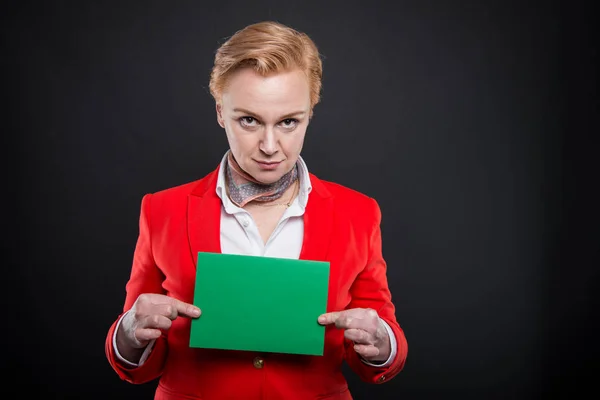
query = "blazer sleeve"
(344, 198, 408, 384)
(105, 193, 169, 384)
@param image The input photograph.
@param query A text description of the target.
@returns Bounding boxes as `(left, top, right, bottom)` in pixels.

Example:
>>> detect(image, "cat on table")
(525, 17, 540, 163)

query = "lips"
(256, 161, 281, 165)
(255, 160, 282, 170)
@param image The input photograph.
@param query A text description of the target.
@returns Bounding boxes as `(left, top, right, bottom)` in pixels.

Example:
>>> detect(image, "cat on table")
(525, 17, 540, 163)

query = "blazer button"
(377, 375, 386, 383)
(253, 357, 264, 369)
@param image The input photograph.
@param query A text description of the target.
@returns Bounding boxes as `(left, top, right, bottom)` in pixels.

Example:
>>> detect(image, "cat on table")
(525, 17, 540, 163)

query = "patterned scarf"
(226, 151, 298, 208)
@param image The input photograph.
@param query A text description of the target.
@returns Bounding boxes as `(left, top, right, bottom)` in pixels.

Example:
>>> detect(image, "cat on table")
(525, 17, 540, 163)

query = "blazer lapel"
(299, 173, 334, 262)
(187, 166, 222, 266)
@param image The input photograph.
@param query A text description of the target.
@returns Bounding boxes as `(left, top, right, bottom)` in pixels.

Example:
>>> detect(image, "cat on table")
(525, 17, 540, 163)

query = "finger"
(337, 309, 379, 333)
(348, 316, 379, 334)
(141, 314, 173, 331)
(150, 303, 179, 320)
(353, 308, 380, 332)
(353, 344, 380, 359)
(134, 327, 162, 342)
(158, 297, 201, 318)
(344, 328, 375, 345)
(319, 312, 365, 330)
(317, 311, 343, 326)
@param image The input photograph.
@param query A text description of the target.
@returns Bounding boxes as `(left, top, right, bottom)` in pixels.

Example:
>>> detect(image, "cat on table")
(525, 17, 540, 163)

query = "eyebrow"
(232, 108, 307, 119)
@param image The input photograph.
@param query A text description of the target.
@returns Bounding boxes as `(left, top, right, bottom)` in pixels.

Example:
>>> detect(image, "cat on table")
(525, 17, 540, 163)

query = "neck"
(226, 151, 298, 208)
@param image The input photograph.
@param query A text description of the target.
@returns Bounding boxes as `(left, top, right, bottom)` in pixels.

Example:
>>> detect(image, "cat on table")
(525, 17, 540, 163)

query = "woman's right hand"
(116, 293, 201, 362)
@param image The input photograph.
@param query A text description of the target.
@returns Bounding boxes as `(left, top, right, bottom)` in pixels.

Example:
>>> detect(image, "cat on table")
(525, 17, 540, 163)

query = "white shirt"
(114, 152, 397, 367)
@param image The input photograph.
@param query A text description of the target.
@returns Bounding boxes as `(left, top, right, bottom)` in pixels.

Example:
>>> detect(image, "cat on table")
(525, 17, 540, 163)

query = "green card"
(189, 252, 330, 356)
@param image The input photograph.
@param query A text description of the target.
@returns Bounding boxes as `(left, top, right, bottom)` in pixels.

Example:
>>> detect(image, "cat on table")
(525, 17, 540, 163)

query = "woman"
(105, 20, 408, 399)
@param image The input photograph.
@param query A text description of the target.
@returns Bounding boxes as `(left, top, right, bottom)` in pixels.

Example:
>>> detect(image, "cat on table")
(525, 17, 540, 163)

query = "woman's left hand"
(318, 308, 391, 362)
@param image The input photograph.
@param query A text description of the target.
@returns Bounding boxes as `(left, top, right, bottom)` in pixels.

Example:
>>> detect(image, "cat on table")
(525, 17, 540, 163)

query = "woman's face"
(217, 67, 311, 184)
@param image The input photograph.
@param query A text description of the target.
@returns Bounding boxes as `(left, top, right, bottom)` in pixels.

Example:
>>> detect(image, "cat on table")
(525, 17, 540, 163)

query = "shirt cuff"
(360, 317, 397, 368)
(112, 310, 156, 367)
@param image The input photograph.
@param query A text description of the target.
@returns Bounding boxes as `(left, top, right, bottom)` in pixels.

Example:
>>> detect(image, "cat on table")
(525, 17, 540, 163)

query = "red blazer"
(105, 165, 408, 400)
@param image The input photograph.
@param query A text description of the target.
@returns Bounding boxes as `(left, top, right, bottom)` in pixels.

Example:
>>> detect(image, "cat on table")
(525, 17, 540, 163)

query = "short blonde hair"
(209, 21, 323, 109)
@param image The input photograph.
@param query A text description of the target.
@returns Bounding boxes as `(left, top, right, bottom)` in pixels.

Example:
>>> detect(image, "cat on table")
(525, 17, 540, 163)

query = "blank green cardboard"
(190, 252, 330, 356)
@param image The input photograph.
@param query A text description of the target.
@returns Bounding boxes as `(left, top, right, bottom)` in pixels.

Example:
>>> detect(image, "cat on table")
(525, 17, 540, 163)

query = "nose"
(259, 127, 278, 156)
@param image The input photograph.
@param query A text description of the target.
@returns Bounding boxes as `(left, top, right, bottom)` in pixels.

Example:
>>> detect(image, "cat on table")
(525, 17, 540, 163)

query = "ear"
(216, 103, 225, 128)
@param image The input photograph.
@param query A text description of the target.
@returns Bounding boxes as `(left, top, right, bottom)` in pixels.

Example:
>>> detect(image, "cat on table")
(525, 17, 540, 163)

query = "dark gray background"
(3, 0, 597, 399)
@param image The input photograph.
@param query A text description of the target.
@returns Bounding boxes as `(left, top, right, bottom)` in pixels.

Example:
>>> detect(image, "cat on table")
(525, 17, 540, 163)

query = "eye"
(280, 118, 299, 129)
(239, 116, 259, 127)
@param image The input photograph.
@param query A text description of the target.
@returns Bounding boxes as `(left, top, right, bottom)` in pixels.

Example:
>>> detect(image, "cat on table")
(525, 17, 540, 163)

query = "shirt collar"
(216, 151, 312, 214)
